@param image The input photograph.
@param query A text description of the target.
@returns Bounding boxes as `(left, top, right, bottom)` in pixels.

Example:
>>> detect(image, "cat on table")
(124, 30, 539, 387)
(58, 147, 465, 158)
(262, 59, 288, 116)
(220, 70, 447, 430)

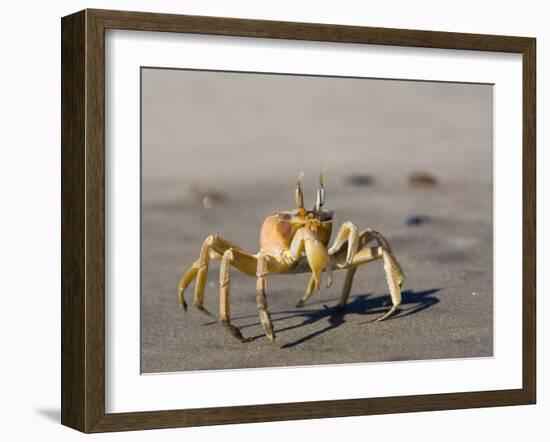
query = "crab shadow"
(219, 288, 441, 348)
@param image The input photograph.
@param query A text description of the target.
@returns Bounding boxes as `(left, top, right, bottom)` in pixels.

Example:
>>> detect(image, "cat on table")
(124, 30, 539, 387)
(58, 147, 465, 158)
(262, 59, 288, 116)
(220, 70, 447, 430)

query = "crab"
(177, 173, 405, 343)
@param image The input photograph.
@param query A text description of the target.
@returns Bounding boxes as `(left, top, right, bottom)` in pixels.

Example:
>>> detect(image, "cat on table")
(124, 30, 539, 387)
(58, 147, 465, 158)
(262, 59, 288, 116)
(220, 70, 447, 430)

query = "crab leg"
(349, 245, 404, 321)
(374, 249, 403, 322)
(337, 267, 357, 309)
(177, 234, 256, 320)
(256, 253, 275, 342)
(328, 221, 360, 264)
(178, 261, 199, 311)
(219, 249, 251, 343)
(193, 239, 216, 318)
(364, 229, 405, 289)
(327, 224, 405, 321)
(349, 245, 383, 265)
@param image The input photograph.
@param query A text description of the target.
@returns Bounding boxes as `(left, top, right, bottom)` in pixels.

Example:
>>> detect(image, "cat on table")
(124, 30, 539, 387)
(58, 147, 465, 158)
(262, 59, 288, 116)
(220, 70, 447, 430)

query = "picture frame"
(61, 8, 536, 433)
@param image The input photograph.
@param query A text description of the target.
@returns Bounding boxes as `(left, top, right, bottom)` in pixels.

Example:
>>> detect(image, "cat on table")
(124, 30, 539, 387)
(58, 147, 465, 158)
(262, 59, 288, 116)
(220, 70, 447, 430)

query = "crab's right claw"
(304, 239, 331, 290)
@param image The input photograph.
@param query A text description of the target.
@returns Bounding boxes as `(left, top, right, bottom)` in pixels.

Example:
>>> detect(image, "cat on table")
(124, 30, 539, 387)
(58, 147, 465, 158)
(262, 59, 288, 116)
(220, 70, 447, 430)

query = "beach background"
(140, 68, 493, 373)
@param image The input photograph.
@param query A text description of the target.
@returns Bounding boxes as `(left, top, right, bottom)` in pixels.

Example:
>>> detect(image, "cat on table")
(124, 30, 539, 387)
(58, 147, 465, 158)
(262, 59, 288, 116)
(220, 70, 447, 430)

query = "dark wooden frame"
(61, 8, 536, 433)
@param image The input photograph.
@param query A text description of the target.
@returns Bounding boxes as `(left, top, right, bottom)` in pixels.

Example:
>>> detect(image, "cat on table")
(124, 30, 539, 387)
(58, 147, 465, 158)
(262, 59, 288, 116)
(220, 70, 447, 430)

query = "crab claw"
(304, 238, 332, 290)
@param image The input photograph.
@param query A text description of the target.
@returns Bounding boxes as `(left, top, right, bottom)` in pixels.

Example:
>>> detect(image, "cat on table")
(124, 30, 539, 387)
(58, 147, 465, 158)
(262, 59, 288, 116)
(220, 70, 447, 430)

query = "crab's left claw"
(304, 239, 332, 290)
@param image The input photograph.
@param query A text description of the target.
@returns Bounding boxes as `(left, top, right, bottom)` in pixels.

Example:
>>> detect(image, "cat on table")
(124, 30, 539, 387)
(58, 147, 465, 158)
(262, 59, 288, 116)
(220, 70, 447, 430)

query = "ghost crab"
(178, 173, 405, 343)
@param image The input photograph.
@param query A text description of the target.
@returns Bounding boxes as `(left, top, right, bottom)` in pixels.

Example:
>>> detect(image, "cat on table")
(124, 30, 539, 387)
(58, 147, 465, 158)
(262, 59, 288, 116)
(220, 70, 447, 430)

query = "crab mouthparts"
(310, 210, 334, 221)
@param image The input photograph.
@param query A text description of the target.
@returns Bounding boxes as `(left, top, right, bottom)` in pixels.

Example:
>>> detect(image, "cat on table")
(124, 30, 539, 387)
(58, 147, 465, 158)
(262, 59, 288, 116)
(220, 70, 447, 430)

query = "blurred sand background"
(140, 68, 493, 373)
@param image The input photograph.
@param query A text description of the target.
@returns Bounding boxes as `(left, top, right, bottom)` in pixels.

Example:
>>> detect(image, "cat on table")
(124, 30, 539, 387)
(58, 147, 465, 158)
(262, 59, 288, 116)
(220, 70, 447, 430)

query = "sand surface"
(141, 178, 492, 373)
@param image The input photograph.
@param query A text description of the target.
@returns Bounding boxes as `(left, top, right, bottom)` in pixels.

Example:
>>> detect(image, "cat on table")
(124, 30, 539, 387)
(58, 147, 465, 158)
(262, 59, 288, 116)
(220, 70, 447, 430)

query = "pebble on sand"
(408, 172, 438, 187)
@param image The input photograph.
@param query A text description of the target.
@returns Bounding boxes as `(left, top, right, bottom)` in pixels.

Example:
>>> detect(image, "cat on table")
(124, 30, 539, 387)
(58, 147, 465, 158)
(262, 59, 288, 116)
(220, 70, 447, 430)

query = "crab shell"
(259, 209, 334, 255)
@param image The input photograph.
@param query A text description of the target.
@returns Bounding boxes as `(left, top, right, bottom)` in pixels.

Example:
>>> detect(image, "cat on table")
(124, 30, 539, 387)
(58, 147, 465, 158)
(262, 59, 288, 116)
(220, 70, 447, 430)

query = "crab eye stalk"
(295, 172, 305, 210)
(315, 173, 326, 212)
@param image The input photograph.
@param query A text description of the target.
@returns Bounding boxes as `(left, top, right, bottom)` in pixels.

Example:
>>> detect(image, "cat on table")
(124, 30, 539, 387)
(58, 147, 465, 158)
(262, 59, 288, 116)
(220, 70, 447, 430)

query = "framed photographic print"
(61, 9, 536, 433)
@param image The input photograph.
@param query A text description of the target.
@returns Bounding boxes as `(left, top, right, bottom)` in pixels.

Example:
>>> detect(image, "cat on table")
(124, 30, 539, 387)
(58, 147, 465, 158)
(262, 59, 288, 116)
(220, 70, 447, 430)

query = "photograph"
(140, 67, 493, 373)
